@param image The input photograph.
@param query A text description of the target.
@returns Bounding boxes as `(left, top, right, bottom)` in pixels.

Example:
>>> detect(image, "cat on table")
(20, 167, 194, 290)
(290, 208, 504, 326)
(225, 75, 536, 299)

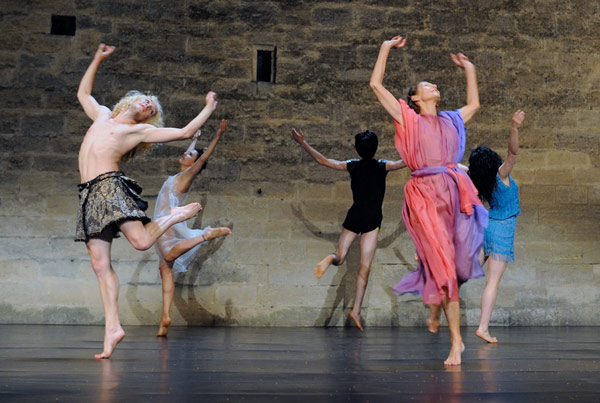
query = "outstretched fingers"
(290, 127, 305, 143)
(450, 52, 471, 68)
(95, 43, 115, 61)
(512, 110, 525, 127)
(387, 35, 407, 49)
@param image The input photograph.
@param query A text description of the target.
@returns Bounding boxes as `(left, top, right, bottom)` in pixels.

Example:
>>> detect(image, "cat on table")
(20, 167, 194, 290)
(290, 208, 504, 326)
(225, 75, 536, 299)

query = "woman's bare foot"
(349, 311, 363, 331)
(171, 202, 202, 221)
(427, 317, 440, 334)
(95, 327, 125, 359)
(314, 255, 333, 279)
(476, 328, 498, 343)
(203, 227, 232, 241)
(444, 341, 463, 366)
(156, 316, 172, 337)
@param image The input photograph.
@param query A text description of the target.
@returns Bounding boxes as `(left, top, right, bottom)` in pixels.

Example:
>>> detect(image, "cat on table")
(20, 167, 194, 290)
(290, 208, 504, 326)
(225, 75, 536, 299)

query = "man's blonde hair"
(111, 90, 164, 161)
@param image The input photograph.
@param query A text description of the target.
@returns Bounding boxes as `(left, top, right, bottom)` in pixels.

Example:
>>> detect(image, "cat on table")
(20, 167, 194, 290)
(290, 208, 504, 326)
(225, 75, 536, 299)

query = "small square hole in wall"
(51, 15, 76, 36)
(253, 45, 276, 83)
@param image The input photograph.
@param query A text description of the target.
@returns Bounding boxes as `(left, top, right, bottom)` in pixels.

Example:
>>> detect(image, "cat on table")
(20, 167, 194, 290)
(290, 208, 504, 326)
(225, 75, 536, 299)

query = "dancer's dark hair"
(406, 85, 420, 113)
(468, 146, 502, 204)
(355, 130, 378, 160)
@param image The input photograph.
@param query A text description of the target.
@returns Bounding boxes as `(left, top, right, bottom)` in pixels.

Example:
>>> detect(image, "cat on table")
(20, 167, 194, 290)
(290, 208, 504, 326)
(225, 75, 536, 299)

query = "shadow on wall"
(386, 246, 418, 326)
(291, 205, 407, 327)
(126, 195, 236, 326)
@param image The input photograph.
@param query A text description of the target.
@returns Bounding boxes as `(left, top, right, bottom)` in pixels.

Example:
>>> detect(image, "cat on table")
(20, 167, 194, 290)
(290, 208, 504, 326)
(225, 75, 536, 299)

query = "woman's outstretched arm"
(498, 110, 524, 179)
(177, 119, 228, 193)
(451, 53, 480, 124)
(370, 36, 406, 126)
(291, 128, 347, 171)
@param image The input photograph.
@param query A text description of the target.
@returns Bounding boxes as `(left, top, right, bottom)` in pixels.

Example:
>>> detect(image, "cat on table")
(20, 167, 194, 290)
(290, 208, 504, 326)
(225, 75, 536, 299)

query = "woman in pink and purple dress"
(370, 35, 487, 366)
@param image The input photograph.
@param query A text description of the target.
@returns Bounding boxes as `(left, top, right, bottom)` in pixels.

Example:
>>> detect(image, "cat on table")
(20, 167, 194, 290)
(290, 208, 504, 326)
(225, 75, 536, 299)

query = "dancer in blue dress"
(468, 110, 525, 343)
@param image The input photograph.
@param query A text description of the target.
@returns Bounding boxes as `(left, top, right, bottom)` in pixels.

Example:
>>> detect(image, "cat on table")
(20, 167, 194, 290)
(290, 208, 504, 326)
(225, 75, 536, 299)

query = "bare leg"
(349, 228, 379, 331)
(119, 203, 202, 251)
(157, 260, 174, 337)
(86, 237, 125, 359)
(315, 228, 357, 278)
(163, 227, 231, 263)
(155, 227, 232, 336)
(441, 294, 463, 366)
(476, 257, 508, 343)
(415, 254, 441, 333)
(427, 304, 441, 333)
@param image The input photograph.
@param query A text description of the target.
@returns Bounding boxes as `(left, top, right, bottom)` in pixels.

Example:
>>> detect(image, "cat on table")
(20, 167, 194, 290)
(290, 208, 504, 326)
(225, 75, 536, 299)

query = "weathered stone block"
(312, 7, 353, 27)
(532, 169, 574, 185)
(238, 2, 279, 27)
(21, 113, 65, 138)
(519, 184, 555, 205)
(0, 259, 40, 281)
(0, 33, 24, 51)
(555, 185, 588, 204)
(216, 285, 257, 306)
(545, 150, 591, 169)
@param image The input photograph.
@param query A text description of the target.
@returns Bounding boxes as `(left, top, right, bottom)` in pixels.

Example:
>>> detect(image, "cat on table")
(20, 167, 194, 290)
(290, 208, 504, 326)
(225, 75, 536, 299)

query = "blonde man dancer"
(76, 44, 217, 359)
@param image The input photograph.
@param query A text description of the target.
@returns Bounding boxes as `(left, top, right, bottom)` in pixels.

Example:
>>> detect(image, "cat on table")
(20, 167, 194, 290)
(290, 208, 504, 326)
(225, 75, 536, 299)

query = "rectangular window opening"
(253, 45, 276, 83)
(51, 15, 76, 36)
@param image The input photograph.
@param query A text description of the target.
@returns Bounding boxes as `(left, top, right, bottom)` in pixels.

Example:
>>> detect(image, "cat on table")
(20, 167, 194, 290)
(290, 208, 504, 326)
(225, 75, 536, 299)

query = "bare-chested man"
(76, 43, 217, 359)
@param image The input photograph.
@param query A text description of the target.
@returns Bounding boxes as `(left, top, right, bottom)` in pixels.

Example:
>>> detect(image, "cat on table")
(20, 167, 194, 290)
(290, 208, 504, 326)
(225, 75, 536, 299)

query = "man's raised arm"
(137, 92, 218, 144)
(77, 43, 114, 121)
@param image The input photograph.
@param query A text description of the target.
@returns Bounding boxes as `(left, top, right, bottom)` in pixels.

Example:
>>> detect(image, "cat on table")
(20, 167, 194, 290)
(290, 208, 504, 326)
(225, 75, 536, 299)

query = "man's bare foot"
(171, 202, 202, 222)
(349, 311, 363, 331)
(476, 328, 498, 343)
(95, 327, 125, 359)
(314, 255, 333, 279)
(156, 316, 171, 337)
(427, 317, 440, 333)
(203, 227, 232, 241)
(444, 341, 463, 366)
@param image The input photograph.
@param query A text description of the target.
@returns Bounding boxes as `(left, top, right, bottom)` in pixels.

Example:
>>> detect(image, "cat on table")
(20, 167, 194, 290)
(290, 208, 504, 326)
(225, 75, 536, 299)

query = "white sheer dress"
(153, 173, 208, 273)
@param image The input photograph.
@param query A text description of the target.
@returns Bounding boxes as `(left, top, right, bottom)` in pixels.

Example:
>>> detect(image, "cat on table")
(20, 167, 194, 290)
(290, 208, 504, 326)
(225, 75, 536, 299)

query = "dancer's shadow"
(385, 246, 418, 326)
(126, 195, 235, 327)
(126, 259, 156, 324)
(291, 205, 405, 327)
(173, 194, 236, 326)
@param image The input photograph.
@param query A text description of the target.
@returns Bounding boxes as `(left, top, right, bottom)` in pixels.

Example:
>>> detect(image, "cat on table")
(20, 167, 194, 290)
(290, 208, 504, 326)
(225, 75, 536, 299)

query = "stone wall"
(1, 0, 599, 326)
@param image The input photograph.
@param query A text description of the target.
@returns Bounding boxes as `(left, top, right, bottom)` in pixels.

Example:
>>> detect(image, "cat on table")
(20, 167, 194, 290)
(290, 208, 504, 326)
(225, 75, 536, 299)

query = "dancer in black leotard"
(291, 128, 406, 330)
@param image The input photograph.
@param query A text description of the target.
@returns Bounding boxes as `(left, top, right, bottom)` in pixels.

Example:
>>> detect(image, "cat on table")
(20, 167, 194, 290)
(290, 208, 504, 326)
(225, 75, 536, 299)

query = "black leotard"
(342, 159, 388, 234)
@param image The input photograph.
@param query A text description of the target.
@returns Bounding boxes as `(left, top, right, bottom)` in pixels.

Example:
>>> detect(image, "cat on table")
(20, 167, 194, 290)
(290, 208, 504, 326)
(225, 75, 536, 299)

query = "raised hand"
(94, 43, 115, 62)
(450, 53, 473, 69)
(512, 110, 525, 128)
(217, 119, 227, 135)
(205, 91, 218, 109)
(384, 35, 407, 49)
(290, 128, 305, 144)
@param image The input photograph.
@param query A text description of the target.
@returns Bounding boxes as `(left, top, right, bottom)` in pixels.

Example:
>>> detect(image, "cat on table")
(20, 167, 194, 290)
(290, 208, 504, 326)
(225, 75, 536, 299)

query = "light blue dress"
(484, 173, 520, 262)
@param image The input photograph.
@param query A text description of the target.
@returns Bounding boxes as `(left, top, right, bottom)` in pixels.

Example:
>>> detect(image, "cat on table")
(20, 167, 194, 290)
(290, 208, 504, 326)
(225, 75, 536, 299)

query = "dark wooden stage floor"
(1, 325, 599, 402)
